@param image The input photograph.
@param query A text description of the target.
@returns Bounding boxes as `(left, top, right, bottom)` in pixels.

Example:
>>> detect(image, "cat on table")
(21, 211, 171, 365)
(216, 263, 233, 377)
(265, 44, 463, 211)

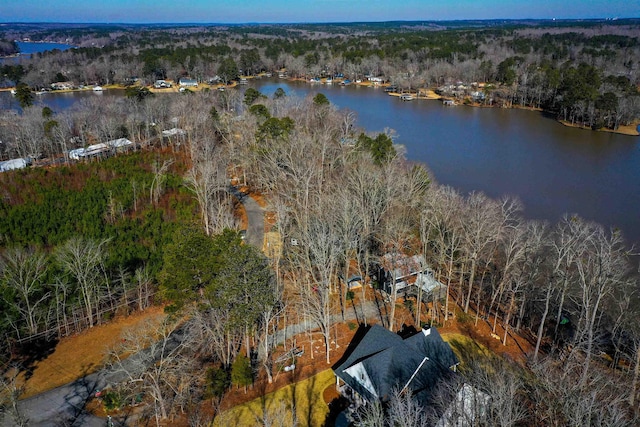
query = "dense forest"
(1, 21, 640, 426)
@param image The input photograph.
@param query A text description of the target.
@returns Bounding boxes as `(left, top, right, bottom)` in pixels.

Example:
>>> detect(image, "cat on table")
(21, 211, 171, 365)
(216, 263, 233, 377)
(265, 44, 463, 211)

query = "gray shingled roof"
(334, 325, 459, 404)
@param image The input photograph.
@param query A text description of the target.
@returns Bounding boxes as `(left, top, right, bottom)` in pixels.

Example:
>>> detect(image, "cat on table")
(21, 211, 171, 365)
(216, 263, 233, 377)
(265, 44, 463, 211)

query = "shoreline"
(2, 78, 638, 137)
(558, 119, 640, 136)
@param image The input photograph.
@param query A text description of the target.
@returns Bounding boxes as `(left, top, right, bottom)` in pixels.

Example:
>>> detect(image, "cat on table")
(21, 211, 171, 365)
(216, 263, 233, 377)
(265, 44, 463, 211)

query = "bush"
(102, 390, 126, 411)
(205, 366, 230, 399)
(457, 310, 472, 324)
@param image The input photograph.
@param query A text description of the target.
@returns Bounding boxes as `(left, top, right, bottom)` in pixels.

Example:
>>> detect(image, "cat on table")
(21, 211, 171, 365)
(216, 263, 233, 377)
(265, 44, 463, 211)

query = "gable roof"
(334, 325, 459, 404)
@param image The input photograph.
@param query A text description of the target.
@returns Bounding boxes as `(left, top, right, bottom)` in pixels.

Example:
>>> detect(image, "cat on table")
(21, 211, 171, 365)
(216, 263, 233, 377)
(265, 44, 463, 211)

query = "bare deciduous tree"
(104, 317, 191, 423)
(56, 237, 109, 328)
(0, 247, 49, 337)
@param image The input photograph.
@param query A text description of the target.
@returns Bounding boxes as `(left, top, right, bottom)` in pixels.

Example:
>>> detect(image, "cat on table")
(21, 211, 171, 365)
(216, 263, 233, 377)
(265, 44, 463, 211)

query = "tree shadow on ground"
(371, 289, 389, 328)
(14, 337, 59, 382)
(323, 395, 349, 427)
(54, 364, 102, 427)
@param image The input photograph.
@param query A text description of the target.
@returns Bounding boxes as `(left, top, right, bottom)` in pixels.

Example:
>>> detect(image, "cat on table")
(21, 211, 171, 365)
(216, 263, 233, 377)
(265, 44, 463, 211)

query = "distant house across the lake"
(178, 78, 198, 87)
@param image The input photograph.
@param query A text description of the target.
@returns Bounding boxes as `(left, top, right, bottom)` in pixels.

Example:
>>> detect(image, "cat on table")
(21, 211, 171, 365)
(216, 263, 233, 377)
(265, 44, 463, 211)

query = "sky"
(1, 0, 638, 24)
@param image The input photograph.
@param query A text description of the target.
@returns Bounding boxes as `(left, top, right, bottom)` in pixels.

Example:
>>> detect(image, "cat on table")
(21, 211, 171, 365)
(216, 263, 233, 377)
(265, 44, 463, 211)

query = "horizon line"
(1, 17, 638, 26)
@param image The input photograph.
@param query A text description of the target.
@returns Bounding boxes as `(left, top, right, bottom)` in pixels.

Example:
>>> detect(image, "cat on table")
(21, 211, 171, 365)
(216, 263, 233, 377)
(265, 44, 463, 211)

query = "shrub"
(102, 390, 126, 411)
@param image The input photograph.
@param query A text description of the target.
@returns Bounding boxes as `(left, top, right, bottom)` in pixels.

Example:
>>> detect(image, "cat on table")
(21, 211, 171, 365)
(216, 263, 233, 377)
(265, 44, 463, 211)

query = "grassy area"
(214, 369, 335, 427)
(18, 307, 166, 398)
(442, 333, 494, 367)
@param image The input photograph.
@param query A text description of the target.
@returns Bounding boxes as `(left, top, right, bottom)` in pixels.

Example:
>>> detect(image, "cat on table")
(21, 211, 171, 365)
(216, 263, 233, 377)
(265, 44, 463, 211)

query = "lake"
(15, 41, 75, 56)
(2, 79, 639, 246)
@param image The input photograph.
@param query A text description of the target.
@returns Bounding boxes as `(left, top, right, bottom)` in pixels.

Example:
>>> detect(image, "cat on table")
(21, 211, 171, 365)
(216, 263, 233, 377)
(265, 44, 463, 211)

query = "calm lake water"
(15, 41, 74, 56)
(1, 78, 639, 246)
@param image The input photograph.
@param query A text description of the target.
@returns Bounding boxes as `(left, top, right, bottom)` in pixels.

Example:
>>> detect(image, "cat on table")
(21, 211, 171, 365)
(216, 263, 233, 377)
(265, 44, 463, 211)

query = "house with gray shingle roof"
(333, 324, 459, 407)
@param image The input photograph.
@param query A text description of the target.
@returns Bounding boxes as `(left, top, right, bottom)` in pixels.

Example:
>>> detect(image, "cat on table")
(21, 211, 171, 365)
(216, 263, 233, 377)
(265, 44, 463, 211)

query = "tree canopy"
(159, 227, 275, 320)
(357, 132, 396, 165)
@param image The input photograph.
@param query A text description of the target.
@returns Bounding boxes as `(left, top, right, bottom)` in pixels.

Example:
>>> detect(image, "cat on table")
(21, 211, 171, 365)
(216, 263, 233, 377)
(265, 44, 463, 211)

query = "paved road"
(262, 297, 388, 360)
(4, 372, 107, 426)
(229, 185, 265, 249)
(1, 328, 186, 427)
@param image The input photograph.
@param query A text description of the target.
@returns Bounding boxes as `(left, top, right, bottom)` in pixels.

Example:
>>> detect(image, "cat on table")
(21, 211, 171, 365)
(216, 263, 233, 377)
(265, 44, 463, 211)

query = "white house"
(178, 78, 198, 87)
(107, 138, 133, 150)
(50, 81, 74, 90)
(69, 143, 109, 160)
(161, 128, 186, 138)
(154, 80, 172, 89)
(436, 383, 491, 427)
(0, 158, 30, 172)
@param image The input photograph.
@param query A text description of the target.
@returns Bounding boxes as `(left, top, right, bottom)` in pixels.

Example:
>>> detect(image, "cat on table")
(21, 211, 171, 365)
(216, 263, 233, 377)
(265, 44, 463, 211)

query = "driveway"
(229, 185, 265, 249)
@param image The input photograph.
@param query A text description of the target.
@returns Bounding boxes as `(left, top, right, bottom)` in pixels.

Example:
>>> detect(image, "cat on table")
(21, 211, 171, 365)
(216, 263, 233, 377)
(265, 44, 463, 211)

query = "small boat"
(93, 86, 103, 91)
(325, 78, 333, 84)
(10, 89, 16, 95)
(340, 79, 351, 86)
(400, 93, 414, 101)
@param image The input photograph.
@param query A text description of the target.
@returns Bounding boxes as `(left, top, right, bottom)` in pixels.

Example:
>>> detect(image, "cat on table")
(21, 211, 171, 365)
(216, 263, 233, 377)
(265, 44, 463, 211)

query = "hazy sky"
(1, 0, 638, 24)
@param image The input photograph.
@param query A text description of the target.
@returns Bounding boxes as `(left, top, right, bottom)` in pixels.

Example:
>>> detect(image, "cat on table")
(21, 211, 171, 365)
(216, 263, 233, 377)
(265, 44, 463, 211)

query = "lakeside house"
(377, 253, 445, 298)
(50, 81, 74, 90)
(178, 78, 198, 87)
(154, 80, 172, 89)
(333, 324, 459, 408)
